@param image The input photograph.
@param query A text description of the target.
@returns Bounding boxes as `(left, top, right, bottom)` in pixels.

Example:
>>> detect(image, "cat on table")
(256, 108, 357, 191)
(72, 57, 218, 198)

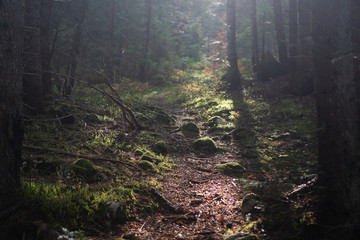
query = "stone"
(182, 122, 200, 138)
(216, 162, 244, 178)
(152, 141, 167, 155)
(193, 137, 217, 154)
(138, 160, 157, 172)
(241, 193, 260, 214)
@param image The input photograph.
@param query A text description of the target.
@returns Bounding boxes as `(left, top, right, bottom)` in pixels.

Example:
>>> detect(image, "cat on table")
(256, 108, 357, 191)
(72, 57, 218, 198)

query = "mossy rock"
(65, 159, 97, 183)
(216, 162, 244, 178)
(152, 141, 167, 155)
(182, 122, 200, 138)
(154, 110, 175, 125)
(84, 113, 102, 124)
(193, 137, 217, 154)
(141, 151, 162, 163)
(138, 160, 157, 172)
(233, 129, 256, 145)
(241, 193, 260, 214)
(208, 116, 225, 127)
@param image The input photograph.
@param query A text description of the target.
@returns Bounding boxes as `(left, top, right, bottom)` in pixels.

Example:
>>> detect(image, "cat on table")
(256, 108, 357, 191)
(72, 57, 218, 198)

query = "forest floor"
(6, 75, 320, 240)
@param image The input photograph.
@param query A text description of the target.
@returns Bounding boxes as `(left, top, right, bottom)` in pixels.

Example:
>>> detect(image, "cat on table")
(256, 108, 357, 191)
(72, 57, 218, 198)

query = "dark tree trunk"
(272, 0, 288, 64)
(313, 0, 360, 238)
(250, 0, 260, 76)
(23, 0, 45, 112)
(222, 0, 242, 90)
(64, 0, 88, 96)
(288, 0, 298, 58)
(104, 0, 115, 84)
(292, 0, 313, 95)
(40, 0, 53, 96)
(138, 0, 152, 82)
(0, 0, 24, 196)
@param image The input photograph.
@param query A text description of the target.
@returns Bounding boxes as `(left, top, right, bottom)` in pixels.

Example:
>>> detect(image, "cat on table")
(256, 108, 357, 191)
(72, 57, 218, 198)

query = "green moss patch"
(182, 122, 200, 138)
(138, 160, 157, 172)
(152, 141, 168, 155)
(193, 137, 217, 154)
(216, 162, 244, 178)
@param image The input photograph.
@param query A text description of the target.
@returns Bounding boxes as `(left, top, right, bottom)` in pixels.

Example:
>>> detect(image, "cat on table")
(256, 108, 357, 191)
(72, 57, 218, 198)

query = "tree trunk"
(312, 0, 360, 238)
(138, 0, 152, 82)
(288, 0, 298, 58)
(292, 0, 313, 95)
(272, 0, 288, 64)
(222, 0, 242, 90)
(104, 0, 115, 84)
(250, 0, 259, 76)
(64, 0, 88, 96)
(40, 0, 53, 96)
(0, 0, 24, 196)
(23, 0, 45, 112)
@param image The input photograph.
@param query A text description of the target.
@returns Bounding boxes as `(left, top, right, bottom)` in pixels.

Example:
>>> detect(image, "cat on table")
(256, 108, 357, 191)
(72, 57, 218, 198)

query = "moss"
(193, 137, 217, 154)
(233, 129, 256, 145)
(208, 116, 225, 127)
(138, 160, 157, 172)
(182, 122, 200, 138)
(65, 159, 97, 183)
(154, 110, 175, 125)
(152, 141, 167, 155)
(216, 162, 244, 177)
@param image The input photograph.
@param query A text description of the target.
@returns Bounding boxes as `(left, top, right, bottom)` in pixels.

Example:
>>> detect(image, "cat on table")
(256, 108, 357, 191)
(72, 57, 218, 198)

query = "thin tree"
(272, 0, 288, 64)
(64, 0, 88, 96)
(288, 0, 297, 58)
(222, 0, 242, 90)
(40, 0, 53, 96)
(138, 0, 152, 82)
(23, 0, 45, 112)
(104, 0, 115, 84)
(250, 0, 260, 76)
(312, 0, 360, 238)
(0, 0, 24, 195)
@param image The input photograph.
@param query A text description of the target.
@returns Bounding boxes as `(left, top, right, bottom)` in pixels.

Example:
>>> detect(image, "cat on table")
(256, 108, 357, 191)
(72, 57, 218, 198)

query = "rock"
(152, 141, 167, 155)
(155, 110, 175, 125)
(216, 162, 244, 178)
(141, 151, 161, 163)
(193, 137, 217, 154)
(138, 160, 157, 172)
(182, 122, 200, 138)
(208, 116, 225, 127)
(84, 113, 102, 124)
(65, 159, 97, 183)
(108, 201, 128, 224)
(241, 193, 260, 214)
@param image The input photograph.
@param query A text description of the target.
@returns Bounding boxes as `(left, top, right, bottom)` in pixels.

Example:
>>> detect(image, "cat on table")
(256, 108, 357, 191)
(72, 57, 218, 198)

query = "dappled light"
(1, 1, 359, 240)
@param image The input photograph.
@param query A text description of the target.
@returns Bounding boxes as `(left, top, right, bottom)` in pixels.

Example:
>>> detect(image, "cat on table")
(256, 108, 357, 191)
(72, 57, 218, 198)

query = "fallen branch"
(79, 81, 142, 130)
(23, 144, 137, 170)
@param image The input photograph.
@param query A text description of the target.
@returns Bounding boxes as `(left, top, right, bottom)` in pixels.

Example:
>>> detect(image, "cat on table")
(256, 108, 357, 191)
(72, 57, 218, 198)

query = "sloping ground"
(4, 78, 319, 240)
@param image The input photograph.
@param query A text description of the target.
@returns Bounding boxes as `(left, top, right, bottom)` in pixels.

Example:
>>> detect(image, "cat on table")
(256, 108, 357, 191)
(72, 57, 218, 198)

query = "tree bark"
(222, 0, 242, 90)
(272, 0, 288, 64)
(23, 0, 45, 112)
(40, 0, 53, 96)
(64, 0, 88, 96)
(0, 0, 24, 196)
(104, 0, 115, 84)
(250, 0, 259, 75)
(292, 0, 313, 95)
(288, 0, 298, 58)
(313, 0, 360, 238)
(138, 0, 152, 82)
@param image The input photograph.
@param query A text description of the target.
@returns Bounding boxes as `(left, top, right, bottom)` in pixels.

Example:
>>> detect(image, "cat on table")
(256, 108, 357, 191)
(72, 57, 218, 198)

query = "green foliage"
(18, 181, 134, 230)
(138, 160, 158, 173)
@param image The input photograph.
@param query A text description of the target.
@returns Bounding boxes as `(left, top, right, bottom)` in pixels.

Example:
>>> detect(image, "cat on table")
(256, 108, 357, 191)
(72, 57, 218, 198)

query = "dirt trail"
(120, 97, 248, 240)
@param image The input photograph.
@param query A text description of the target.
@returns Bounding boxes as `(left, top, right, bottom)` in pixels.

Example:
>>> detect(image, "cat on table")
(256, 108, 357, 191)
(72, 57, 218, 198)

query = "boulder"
(182, 122, 200, 138)
(138, 160, 157, 172)
(152, 141, 167, 155)
(216, 162, 244, 178)
(241, 193, 260, 214)
(193, 137, 217, 154)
